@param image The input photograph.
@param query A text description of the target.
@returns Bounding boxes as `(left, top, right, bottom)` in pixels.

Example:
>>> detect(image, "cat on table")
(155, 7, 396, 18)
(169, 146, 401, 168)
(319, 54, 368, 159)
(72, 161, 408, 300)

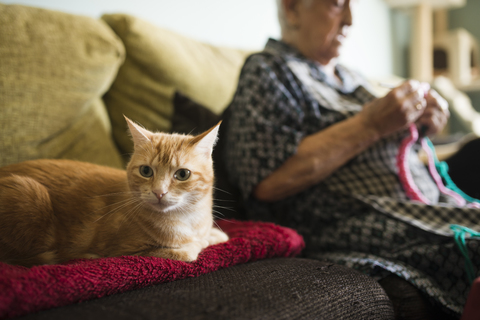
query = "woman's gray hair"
(276, 0, 314, 31)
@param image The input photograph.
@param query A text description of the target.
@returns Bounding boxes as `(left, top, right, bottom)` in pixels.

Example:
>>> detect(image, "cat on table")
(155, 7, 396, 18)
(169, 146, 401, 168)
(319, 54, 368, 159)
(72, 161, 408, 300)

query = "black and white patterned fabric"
(222, 38, 480, 316)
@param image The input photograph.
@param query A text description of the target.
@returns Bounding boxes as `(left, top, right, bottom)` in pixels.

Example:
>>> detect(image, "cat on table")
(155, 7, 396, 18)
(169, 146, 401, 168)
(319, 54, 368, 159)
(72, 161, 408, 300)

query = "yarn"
(450, 225, 480, 285)
(424, 138, 480, 207)
(421, 136, 466, 206)
(398, 125, 480, 284)
(396, 124, 432, 204)
(397, 123, 479, 207)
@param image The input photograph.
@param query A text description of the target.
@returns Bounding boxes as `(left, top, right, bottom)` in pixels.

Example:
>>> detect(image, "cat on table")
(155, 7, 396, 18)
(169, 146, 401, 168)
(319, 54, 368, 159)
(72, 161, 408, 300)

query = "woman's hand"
(358, 80, 428, 138)
(416, 89, 450, 136)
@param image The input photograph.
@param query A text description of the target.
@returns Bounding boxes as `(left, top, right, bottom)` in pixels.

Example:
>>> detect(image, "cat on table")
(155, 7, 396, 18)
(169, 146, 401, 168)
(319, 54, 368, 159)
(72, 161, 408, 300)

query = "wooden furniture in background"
(383, 0, 473, 84)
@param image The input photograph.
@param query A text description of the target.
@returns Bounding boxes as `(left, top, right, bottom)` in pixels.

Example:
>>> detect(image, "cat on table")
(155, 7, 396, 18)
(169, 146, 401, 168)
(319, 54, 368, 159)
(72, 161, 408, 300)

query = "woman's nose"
(343, 3, 353, 26)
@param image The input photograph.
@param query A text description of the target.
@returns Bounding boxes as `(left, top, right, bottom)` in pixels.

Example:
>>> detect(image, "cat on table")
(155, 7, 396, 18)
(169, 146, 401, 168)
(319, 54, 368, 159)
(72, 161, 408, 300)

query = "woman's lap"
(304, 209, 478, 316)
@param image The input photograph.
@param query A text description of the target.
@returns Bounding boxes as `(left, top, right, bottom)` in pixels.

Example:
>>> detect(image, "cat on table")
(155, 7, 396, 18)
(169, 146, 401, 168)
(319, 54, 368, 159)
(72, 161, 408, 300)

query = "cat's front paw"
(208, 227, 229, 246)
(179, 241, 206, 261)
(148, 241, 203, 262)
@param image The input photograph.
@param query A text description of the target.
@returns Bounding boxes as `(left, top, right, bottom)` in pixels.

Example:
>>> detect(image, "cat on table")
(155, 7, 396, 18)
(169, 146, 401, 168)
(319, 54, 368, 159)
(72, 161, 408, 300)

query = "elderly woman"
(222, 0, 479, 318)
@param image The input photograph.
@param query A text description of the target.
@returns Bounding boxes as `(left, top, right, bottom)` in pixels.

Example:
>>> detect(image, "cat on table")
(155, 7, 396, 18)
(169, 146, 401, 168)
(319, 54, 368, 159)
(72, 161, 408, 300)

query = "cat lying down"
(0, 116, 228, 267)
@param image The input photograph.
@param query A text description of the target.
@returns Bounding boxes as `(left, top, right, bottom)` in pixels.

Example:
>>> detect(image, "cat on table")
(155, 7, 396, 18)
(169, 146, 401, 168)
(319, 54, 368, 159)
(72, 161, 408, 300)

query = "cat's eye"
(139, 165, 154, 178)
(174, 169, 191, 181)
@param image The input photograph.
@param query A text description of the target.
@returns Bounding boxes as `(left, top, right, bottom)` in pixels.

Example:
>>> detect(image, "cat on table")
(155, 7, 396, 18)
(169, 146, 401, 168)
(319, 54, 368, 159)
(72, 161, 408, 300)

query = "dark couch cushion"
(19, 258, 394, 320)
(171, 91, 221, 136)
(172, 92, 246, 220)
(445, 137, 480, 200)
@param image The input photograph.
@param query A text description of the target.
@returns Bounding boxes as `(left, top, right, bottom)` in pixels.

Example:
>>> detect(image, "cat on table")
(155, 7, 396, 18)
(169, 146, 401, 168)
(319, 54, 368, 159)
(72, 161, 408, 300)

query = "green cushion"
(102, 14, 251, 158)
(0, 4, 125, 168)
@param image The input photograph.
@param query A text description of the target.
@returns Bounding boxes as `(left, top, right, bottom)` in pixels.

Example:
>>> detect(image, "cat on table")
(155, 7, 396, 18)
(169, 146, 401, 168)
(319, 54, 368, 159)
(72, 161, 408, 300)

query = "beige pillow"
(101, 14, 251, 157)
(0, 4, 125, 168)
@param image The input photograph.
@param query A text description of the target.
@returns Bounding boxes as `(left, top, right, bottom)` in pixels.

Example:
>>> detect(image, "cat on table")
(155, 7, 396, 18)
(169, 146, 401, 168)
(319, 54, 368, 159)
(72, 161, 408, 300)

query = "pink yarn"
(420, 136, 466, 206)
(397, 124, 432, 203)
(396, 84, 474, 206)
(397, 123, 467, 206)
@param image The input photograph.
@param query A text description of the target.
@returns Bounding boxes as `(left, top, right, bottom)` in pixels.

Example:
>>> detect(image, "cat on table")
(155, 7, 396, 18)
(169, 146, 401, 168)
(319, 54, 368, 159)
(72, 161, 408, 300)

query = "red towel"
(0, 220, 304, 319)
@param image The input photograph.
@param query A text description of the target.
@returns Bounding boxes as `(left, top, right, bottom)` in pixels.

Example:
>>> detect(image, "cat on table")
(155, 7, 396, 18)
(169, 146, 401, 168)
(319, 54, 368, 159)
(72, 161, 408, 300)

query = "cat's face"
(124, 117, 219, 214)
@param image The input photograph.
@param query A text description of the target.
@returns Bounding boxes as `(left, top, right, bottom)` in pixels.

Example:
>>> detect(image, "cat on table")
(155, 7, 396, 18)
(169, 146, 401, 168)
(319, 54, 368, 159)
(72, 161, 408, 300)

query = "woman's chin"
(314, 51, 341, 66)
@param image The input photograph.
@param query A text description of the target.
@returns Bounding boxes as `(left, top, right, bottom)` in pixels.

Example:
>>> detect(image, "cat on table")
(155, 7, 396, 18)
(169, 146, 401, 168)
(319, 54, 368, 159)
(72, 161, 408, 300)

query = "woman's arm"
(253, 113, 379, 201)
(254, 80, 445, 202)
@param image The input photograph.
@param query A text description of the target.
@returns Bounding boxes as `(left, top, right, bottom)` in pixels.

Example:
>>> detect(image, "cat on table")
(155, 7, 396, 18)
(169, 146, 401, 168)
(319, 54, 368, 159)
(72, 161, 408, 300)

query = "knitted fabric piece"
(397, 124, 466, 206)
(397, 123, 477, 207)
(17, 258, 395, 320)
(396, 124, 432, 204)
(0, 220, 304, 319)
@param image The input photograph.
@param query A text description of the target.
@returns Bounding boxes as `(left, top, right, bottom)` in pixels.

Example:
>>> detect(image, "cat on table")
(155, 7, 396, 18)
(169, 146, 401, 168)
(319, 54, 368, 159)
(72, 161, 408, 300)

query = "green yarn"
(425, 138, 480, 204)
(450, 224, 480, 284)
(422, 133, 480, 284)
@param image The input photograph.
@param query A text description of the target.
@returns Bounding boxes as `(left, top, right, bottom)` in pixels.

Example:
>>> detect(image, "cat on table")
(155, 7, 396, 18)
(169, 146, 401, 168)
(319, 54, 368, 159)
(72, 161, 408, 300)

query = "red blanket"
(0, 220, 304, 319)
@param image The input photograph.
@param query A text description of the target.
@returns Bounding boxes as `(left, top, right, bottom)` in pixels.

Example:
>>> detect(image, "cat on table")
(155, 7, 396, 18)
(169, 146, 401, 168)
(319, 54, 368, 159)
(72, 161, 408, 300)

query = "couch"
(0, 4, 470, 320)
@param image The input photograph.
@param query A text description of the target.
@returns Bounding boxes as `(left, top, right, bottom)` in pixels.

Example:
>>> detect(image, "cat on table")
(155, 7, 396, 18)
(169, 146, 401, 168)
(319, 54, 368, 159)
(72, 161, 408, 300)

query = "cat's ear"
(124, 116, 153, 146)
(191, 121, 221, 158)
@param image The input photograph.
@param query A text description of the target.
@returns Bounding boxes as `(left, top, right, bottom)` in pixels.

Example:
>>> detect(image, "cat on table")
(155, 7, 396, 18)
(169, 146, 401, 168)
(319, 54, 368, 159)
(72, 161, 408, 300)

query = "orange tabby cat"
(0, 117, 228, 267)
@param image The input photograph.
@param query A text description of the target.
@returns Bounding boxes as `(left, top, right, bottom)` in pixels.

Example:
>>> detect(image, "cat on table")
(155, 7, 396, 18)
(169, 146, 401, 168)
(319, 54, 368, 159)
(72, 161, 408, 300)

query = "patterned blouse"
(222, 38, 480, 316)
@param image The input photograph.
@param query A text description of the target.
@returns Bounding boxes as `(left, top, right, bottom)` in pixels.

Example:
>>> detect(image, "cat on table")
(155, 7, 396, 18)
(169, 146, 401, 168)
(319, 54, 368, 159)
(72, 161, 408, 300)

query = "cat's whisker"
(122, 201, 144, 226)
(123, 200, 146, 226)
(212, 187, 232, 195)
(92, 198, 141, 223)
(213, 216, 230, 224)
(212, 211, 235, 223)
(212, 219, 227, 234)
(212, 205, 235, 212)
(86, 187, 134, 198)
(89, 191, 138, 199)
(213, 198, 236, 203)
(88, 197, 138, 215)
(214, 219, 230, 226)
(211, 209, 225, 217)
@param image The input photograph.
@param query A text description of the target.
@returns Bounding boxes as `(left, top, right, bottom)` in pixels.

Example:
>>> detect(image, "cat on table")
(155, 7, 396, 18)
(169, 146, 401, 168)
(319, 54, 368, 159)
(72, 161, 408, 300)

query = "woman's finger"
(416, 104, 449, 136)
(404, 86, 427, 114)
(426, 89, 449, 116)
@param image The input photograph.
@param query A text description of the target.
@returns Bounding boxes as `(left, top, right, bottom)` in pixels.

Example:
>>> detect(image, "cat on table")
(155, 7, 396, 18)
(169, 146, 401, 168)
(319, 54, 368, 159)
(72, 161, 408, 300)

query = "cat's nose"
(152, 190, 168, 200)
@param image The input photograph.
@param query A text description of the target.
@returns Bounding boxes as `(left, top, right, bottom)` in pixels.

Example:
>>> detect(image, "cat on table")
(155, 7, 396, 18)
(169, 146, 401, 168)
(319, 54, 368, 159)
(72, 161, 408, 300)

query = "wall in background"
(340, 0, 394, 80)
(2, 0, 279, 50)
(2, 0, 394, 79)
(449, 0, 480, 111)
(390, 9, 411, 79)
(449, 0, 480, 42)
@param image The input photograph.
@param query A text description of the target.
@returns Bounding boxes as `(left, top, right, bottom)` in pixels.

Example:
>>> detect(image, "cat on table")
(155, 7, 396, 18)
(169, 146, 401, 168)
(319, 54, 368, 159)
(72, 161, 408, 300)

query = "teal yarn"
(450, 224, 480, 284)
(424, 138, 480, 204)
(425, 136, 480, 284)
